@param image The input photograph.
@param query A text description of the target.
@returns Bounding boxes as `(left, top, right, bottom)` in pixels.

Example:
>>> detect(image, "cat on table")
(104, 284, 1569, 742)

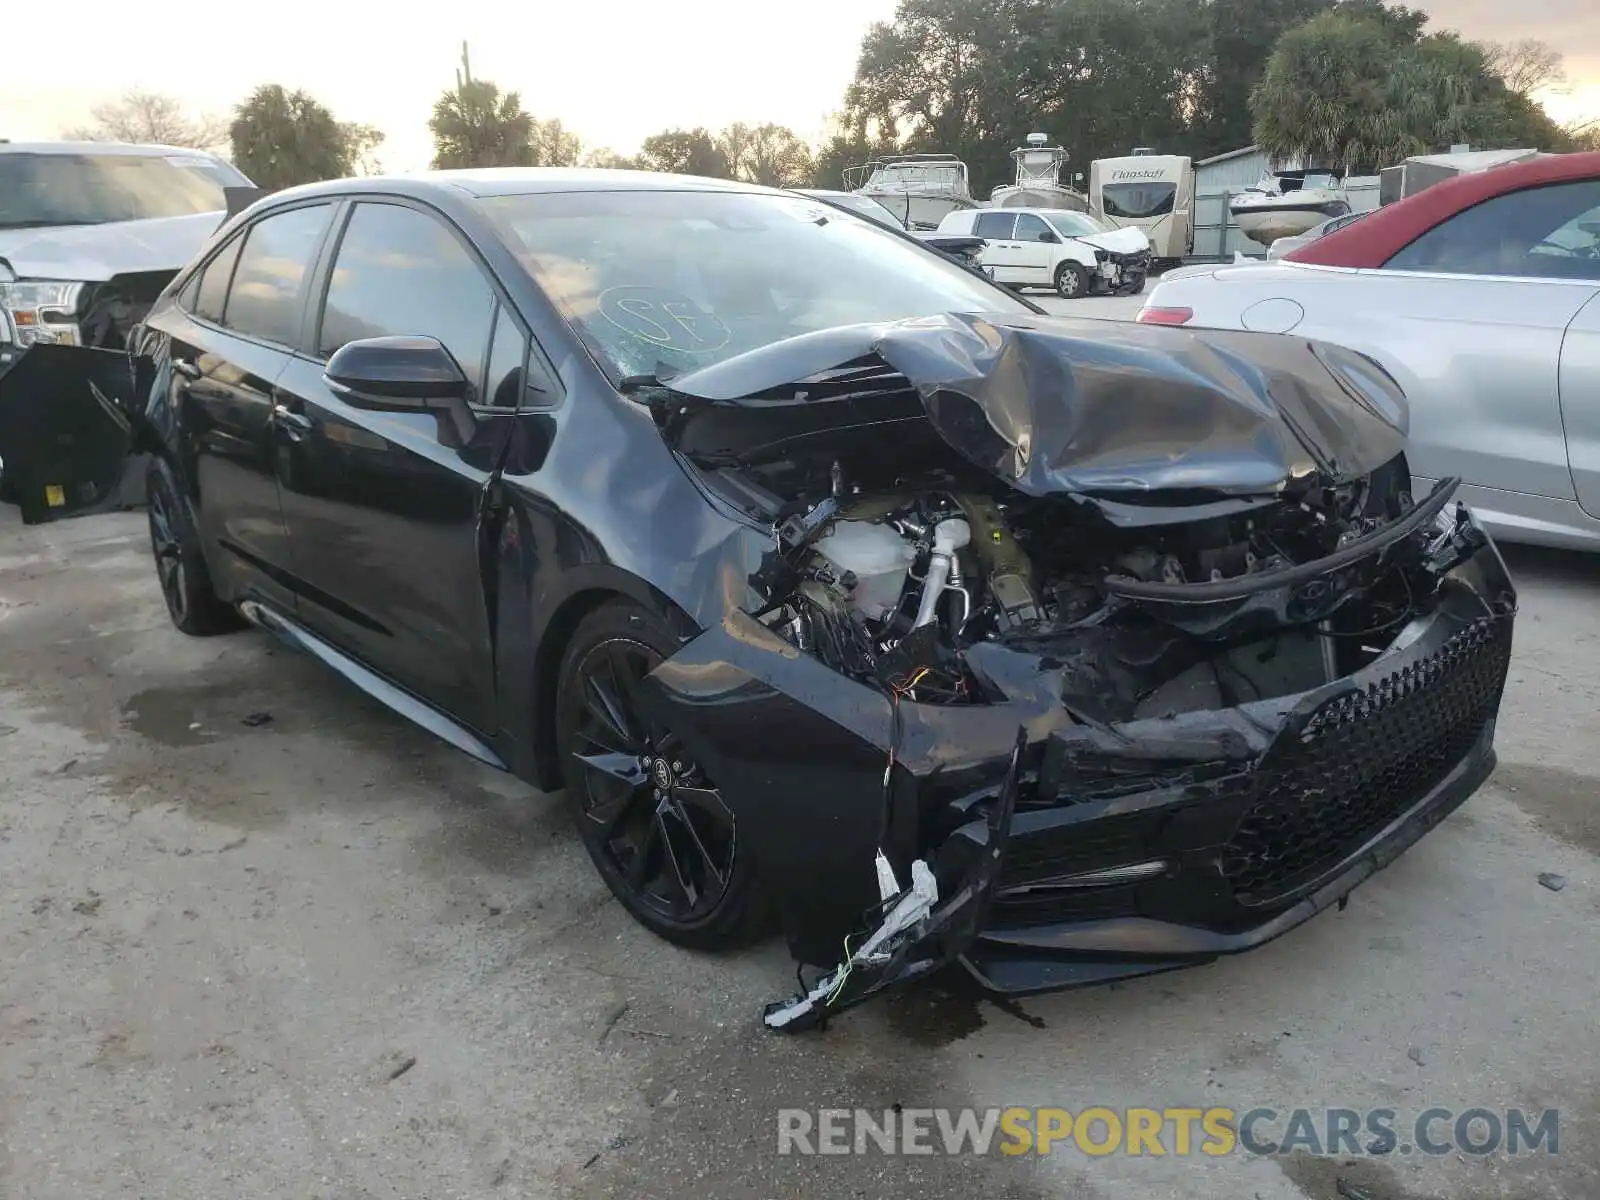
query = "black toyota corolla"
(0, 170, 1516, 1028)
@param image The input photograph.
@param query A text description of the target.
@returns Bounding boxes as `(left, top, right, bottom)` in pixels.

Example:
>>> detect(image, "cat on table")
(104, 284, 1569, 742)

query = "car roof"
(1287, 151, 1600, 268)
(0, 140, 224, 158)
(981, 207, 1091, 218)
(260, 168, 779, 205)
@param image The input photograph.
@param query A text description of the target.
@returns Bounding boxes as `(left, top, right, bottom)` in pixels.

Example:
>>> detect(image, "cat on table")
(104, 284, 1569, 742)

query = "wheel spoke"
(605, 644, 652, 741)
(655, 806, 700, 910)
(583, 668, 637, 753)
(625, 813, 663, 891)
(574, 752, 649, 835)
(669, 793, 728, 891)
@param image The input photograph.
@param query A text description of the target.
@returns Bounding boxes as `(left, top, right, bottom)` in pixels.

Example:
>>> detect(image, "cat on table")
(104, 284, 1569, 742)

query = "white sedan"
(1140, 152, 1600, 551)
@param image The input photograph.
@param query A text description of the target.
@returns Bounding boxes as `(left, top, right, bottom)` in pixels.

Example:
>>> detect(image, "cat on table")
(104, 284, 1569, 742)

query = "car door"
(1556, 244, 1600, 519)
(272, 198, 526, 734)
(973, 211, 1020, 281)
(151, 200, 337, 610)
(1011, 213, 1062, 285)
(1300, 180, 1600, 508)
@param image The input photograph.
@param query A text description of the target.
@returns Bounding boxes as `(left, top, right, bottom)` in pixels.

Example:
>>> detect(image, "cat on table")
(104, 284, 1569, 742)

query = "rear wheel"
(555, 601, 763, 950)
(1054, 261, 1089, 299)
(146, 460, 243, 637)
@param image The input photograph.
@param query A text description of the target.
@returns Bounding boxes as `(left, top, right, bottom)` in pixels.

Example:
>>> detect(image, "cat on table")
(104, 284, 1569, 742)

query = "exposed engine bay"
(740, 453, 1449, 724)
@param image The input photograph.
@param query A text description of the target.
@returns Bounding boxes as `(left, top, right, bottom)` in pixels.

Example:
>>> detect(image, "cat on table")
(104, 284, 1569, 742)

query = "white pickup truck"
(0, 141, 258, 515)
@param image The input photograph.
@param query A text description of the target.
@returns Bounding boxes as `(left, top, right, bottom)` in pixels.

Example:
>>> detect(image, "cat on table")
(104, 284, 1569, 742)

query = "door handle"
(272, 403, 314, 435)
(172, 358, 201, 380)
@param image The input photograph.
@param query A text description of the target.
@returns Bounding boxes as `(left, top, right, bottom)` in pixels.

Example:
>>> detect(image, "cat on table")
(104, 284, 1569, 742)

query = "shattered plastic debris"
(1537, 872, 1566, 892)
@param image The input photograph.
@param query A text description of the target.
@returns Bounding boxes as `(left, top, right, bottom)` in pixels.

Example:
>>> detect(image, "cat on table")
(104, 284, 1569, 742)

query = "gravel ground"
(2, 300, 1596, 1197)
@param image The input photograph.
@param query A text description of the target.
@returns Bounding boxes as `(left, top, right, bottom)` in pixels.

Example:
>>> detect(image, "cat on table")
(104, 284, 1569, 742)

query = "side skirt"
(237, 599, 508, 771)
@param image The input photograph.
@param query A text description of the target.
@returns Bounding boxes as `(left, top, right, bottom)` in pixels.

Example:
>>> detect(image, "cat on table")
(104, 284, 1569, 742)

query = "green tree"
(636, 128, 732, 177)
(1192, 0, 1338, 156)
(429, 43, 535, 169)
(341, 123, 386, 175)
(532, 117, 583, 167)
(1250, 9, 1566, 172)
(718, 123, 814, 187)
(229, 85, 356, 192)
(581, 147, 639, 170)
(835, 0, 1209, 197)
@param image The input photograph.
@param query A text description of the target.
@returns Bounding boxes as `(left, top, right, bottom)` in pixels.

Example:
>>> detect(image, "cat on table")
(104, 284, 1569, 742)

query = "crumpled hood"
(1069, 227, 1150, 256)
(0, 210, 224, 282)
(661, 311, 1409, 511)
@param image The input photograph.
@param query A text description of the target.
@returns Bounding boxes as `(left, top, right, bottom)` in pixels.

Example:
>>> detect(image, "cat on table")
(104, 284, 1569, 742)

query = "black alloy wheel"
(145, 460, 242, 637)
(556, 602, 763, 950)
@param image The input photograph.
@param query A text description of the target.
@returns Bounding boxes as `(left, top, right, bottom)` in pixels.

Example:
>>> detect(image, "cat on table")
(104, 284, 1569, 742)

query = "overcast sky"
(3, 0, 1594, 172)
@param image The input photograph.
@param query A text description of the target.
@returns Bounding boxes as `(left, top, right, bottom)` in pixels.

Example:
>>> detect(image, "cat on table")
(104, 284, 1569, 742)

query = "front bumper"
(642, 504, 1515, 1021)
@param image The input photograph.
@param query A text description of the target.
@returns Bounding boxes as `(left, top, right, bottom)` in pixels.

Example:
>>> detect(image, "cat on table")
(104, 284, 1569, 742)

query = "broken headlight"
(0, 280, 84, 347)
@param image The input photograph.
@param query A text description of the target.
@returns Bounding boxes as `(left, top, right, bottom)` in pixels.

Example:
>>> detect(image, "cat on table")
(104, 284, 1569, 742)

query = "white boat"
(1229, 169, 1352, 247)
(989, 134, 1089, 213)
(843, 154, 977, 231)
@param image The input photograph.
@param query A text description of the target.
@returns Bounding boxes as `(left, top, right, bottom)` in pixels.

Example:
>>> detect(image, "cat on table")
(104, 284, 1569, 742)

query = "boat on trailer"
(843, 153, 977, 231)
(989, 133, 1089, 213)
(1229, 169, 1352, 247)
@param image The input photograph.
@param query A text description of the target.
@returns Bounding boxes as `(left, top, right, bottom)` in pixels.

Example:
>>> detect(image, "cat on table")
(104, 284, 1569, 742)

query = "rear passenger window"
(974, 212, 1016, 239)
(318, 202, 496, 400)
(194, 236, 242, 324)
(224, 203, 333, 346)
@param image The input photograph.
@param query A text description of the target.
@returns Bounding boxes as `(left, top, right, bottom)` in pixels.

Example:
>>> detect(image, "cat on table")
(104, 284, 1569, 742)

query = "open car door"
(0, 345, 141, 524)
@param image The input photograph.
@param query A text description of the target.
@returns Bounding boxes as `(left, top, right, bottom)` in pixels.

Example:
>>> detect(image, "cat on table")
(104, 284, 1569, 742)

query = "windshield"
(481, 189, 1030, 380)
(0, 151, 250, 230)
(1045, 211, 1110, 238)
(1100, 182, 1176, 219)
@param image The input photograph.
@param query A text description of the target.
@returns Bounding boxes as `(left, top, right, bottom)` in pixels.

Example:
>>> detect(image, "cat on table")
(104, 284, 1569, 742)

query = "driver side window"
(318, 202, 496, 401)
(1384, 180, 1600, 282)
(1014, 214, 1056, 243)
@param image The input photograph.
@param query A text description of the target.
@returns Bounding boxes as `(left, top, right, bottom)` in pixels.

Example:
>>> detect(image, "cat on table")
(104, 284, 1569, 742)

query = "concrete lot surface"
(2, 319, 1596, 1197)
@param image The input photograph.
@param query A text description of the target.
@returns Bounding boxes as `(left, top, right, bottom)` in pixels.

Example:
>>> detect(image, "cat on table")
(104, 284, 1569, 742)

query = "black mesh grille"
(1221, 617, 1511, 903)
(1000, 811, 1162, 889)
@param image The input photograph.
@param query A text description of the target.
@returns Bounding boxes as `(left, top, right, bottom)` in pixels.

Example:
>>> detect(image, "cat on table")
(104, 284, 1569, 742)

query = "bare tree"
(63, 90, 228, 151)
(1483, 39, 1567, 97)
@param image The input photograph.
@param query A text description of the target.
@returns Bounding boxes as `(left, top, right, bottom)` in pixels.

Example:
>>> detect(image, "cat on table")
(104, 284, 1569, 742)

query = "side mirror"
(324, 336, 470, 411)
(1039, 230, 1060, 243)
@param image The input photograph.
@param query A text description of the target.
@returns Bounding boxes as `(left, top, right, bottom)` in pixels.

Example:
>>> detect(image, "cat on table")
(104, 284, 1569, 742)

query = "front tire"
(555, 601, 764, 951)
(146, 460, 243, 637)
(1054, 261, 1089, 299)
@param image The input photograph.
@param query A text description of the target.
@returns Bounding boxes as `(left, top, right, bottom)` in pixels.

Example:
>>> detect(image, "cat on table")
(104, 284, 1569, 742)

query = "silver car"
(1265, 210, 1367, 260)
(1140, 157, 1600, 551)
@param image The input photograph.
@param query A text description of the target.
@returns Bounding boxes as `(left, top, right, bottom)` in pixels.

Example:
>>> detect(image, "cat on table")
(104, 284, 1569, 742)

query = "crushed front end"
(634, 314, 1517, 1029)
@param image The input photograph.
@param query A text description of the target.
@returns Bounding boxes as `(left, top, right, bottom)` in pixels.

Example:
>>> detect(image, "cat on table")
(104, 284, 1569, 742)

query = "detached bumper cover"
(641, 508, 1515, 1017)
